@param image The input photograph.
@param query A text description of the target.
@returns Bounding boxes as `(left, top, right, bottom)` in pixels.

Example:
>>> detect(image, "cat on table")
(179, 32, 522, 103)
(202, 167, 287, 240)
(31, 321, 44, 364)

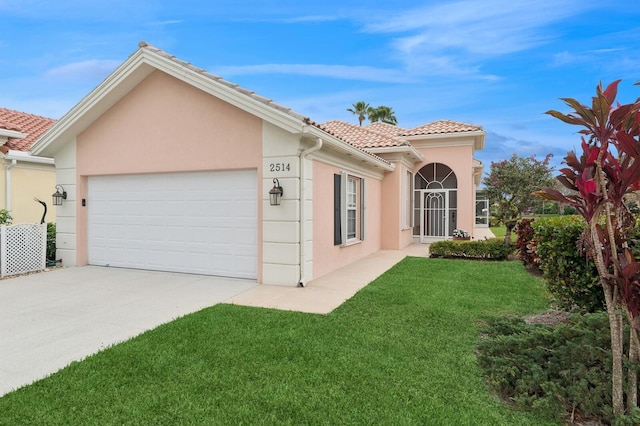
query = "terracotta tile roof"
(402, 120, 483, 137)
(0, 108, 57, 153)
(318, 119, 485, 153)
(0, 120, 21, 132)
(318, 120, 408, 149)
(366, 121, 408, 138)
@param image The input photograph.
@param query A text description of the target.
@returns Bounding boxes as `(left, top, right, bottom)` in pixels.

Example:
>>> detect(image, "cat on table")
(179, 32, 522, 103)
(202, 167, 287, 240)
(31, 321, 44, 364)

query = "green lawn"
(490, 225, 507, 238)
(0, 258, 558, 425)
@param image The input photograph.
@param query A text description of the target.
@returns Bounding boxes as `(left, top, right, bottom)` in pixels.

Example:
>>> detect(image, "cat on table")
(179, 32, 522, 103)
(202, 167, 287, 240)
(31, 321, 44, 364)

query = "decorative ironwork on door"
(414, 163, 458, 241)
(425, 191, 447, 237)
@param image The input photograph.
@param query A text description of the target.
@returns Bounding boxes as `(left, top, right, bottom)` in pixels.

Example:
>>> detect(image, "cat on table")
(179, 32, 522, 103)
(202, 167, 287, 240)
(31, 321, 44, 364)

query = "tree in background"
(482, 154, 554, 246)
(538, 80, 640, 418)
(347, 101, 370, 126)
(368, 105, 398, 125)
(347, 102, 398, 126)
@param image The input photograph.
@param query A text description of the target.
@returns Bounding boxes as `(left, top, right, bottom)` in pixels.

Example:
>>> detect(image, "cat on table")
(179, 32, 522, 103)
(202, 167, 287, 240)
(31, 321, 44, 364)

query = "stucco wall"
(77, 71, 262, 175)
(312, 160, 382, 280)
(73, 70, 263, 277)
(0, 162, 56, 223)
(379, 163, 414, 250)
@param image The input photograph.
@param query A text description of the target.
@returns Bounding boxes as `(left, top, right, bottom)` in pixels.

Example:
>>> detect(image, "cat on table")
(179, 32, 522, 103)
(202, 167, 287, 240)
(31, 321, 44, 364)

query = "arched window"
(414, 163, 457, 190)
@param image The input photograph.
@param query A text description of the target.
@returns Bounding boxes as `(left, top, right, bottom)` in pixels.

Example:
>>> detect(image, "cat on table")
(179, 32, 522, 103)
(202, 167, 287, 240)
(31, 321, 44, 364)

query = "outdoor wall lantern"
(269, 178, 284, 206)
(52, 185, 67, 206)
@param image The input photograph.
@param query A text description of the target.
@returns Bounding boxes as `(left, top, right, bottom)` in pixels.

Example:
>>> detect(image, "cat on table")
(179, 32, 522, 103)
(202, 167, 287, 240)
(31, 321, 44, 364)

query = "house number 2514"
(269, 163, 291, 172)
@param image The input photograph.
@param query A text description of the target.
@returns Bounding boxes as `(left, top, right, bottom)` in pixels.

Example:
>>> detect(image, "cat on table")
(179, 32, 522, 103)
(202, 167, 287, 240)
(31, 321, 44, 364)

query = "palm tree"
(368, 105, 398, 125)
(347, 101, 371, 126)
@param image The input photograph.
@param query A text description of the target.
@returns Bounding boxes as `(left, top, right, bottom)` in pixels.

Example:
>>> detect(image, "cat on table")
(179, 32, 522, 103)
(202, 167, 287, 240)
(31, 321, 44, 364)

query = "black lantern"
(269, 178, 283, 206)
(52, 185, 67, 206)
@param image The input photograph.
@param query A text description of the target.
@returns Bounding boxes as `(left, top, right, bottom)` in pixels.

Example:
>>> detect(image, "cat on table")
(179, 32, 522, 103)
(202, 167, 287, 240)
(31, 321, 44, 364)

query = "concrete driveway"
(0, 266, 256, 397)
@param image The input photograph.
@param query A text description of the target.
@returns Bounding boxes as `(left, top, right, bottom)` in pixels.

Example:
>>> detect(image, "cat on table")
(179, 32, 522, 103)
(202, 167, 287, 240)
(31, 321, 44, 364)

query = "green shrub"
(478, 312, 640, 425)
(515, 218, 540, 272)
(562, 205, 577, 215)
(429, 238, 513, 260)
(535, 202, 559, 215)
(46, 222, 56, 262)
(0, 209, 12, 225)
(533, 216, 603, 312)
(489, 216, 501, 227)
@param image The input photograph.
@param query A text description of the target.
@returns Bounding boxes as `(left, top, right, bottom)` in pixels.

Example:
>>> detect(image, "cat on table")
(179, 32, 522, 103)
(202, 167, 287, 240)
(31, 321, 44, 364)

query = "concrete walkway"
(226, 248, 418, 314)
(474, 227, 496, 240)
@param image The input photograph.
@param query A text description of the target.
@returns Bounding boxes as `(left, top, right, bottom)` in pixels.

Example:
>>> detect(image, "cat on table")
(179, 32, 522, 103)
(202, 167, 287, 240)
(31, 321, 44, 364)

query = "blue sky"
(1, 0, 639, 173)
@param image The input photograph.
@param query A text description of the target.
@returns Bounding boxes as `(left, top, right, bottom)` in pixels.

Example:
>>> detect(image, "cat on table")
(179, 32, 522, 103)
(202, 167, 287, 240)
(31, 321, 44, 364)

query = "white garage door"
(87, 170, 257, 279)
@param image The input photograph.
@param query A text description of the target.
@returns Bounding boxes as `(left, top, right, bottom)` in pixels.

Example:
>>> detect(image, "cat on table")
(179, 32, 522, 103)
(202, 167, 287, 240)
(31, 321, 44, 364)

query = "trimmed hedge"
(429, 238, 513, 260)
(46, 222, 56, 263)
(531, 216, 603, 312)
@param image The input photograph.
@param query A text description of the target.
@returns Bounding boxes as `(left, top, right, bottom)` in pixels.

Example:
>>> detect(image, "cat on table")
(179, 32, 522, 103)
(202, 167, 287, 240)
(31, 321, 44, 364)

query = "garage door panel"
(88, 170, 257, 279)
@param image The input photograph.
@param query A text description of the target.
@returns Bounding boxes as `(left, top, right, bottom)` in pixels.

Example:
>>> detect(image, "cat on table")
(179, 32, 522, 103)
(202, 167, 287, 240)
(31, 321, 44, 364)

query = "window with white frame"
(347, 177, 358, 239)
(334, 173, 365, 246)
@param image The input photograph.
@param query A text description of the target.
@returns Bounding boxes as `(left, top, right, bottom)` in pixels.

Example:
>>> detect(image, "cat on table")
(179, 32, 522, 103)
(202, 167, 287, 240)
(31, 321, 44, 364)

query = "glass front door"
(419, 189, 457, 242)
(413, 163, 458, 243)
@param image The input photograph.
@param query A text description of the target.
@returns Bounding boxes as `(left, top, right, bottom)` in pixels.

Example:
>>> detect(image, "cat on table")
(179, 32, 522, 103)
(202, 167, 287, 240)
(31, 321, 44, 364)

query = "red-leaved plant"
(538, 80, 640, 417)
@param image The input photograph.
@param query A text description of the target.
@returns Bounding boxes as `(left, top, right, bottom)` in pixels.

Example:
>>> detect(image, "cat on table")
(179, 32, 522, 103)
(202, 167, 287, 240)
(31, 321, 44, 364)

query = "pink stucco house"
(31, 42, 486, 286)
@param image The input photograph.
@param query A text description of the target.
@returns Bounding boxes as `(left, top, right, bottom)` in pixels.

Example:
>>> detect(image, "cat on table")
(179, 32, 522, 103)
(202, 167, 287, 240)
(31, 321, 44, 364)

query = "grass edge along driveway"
(0, 258, 558, 425)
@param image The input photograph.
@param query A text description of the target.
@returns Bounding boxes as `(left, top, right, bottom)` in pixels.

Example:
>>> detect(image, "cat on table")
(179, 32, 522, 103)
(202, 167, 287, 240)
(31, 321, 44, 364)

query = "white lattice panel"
(0, 223, 46, 277)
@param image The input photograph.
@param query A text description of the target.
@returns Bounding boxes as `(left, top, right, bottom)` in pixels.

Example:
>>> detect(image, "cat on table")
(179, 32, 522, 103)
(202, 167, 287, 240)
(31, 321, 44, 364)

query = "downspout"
(4, 159, 16, 213)
(298, 137, 323, 287)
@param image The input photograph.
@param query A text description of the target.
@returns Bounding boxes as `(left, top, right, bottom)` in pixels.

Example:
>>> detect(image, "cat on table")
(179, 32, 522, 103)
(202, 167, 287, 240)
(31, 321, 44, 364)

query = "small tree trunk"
(603, 282, 625, 417)
(626, 309, 639, 411)
(628, 329, 638, 411)
(504, 223, 515, 247)
(591, 157, 626, 417)
(591, 218, 625, 416)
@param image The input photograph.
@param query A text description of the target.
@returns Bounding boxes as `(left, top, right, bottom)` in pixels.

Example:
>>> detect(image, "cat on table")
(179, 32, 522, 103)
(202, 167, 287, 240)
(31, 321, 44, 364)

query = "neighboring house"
(31, 42, 485, 286)
(0, 108, 56, 223)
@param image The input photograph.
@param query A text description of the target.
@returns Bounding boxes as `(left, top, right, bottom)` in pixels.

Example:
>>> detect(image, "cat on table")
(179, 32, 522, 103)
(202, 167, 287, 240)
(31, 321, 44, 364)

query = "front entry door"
(421, 190, 448, 243)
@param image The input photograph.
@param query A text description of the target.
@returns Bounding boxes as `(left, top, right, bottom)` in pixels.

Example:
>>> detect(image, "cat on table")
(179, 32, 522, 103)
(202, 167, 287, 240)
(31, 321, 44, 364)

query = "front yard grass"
(0, 258, 558, 425)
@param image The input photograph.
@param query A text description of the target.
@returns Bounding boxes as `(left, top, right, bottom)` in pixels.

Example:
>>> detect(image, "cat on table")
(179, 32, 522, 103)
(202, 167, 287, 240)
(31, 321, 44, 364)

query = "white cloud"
(150, 19, 183, 26)
(553, 47, 632, 68)
(44, 59, 121, 81)
(552, 51, 581, 66)
(360, 0, 594, 78)
(276, 15, 341, 23)
(211, 63, 415, 84)
(478, 130, 568, 170)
